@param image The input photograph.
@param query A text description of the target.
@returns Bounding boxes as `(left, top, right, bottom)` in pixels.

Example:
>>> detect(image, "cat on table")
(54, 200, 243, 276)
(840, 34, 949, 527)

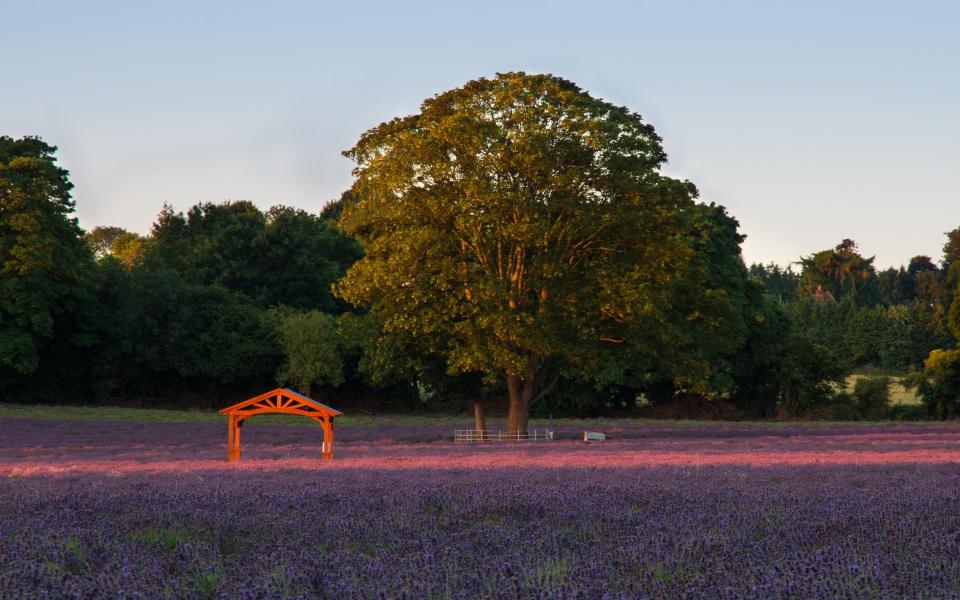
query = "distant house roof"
(219, 387, 343, 417)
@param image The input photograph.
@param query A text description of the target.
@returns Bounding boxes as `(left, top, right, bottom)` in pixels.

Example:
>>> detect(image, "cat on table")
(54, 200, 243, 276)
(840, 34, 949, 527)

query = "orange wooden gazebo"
(219, 388, 343, 461)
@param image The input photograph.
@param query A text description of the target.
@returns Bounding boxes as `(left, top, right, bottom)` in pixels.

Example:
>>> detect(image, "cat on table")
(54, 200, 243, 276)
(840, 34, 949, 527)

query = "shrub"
(851, 376, 891, 420)
(887, 403, 926, 421)
(827, 392, 859, 421)
(907, 349, 960, 419)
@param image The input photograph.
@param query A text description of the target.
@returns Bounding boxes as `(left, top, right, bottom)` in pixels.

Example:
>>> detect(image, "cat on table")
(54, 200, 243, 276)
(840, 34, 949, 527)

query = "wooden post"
(321, 416, 334, 460)
(227, 416, 241, 462)
(226, 416, 235, 461)
(233, 417, 243, 460)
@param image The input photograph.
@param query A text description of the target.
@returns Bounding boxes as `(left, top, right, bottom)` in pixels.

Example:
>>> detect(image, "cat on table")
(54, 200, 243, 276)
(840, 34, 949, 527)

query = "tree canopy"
(145, 201, 361, 312)
(798, 239, 878, 304)
(0, 136, 92, 377)
(335, 72, 726, 433)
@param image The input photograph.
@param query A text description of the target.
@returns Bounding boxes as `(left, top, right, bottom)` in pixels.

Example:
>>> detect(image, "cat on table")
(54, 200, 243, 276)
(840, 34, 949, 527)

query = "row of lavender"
(5, 415, 960, 449)
(5, 417, 960, 476)
(3, 463, 960, 597)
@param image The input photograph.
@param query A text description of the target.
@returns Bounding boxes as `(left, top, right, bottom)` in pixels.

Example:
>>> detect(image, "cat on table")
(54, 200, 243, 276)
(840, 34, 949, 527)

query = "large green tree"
(0, 136, 93, 376)
(335, 73, 706, 434)
(798, 239, 878, 304)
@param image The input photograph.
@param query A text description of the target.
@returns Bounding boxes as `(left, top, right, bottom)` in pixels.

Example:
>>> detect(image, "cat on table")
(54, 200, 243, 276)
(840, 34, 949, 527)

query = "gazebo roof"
(219, 388, 343, 417)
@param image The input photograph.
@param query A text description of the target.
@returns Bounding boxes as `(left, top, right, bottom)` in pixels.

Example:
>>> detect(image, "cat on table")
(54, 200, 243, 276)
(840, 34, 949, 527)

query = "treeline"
(4, 125, 960, 419)
(750, 237, 959, 374)
(0, 136, 393, 409)
(747, 237, 960, 418)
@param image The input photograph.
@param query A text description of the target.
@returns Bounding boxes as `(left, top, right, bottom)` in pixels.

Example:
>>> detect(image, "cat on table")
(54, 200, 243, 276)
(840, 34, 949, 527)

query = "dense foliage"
(0, 137, 366, 407)
(750, 232, 960, 418)
(0, 137, 93, 379)
(3, 72, 959, 420)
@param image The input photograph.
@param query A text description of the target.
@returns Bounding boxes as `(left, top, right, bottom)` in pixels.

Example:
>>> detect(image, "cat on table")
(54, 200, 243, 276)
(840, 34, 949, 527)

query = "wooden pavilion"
(219, 388, 343, 461)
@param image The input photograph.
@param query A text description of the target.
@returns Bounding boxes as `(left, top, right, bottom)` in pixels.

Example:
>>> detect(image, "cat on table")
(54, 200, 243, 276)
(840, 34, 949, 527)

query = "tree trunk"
(506, 374, 533, 436)
(473, 401, 486, 439)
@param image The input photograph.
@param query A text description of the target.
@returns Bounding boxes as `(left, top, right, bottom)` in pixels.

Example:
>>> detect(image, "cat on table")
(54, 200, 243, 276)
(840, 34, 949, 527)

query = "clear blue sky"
(2, 1, 958, 268)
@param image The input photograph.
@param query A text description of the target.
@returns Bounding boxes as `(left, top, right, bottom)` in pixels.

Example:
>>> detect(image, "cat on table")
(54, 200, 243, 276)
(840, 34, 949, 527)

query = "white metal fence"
(453, 429, 554, 442)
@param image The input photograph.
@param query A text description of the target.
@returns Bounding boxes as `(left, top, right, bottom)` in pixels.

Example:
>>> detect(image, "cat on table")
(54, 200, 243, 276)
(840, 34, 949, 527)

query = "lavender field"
(3, 414, 960, 598)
